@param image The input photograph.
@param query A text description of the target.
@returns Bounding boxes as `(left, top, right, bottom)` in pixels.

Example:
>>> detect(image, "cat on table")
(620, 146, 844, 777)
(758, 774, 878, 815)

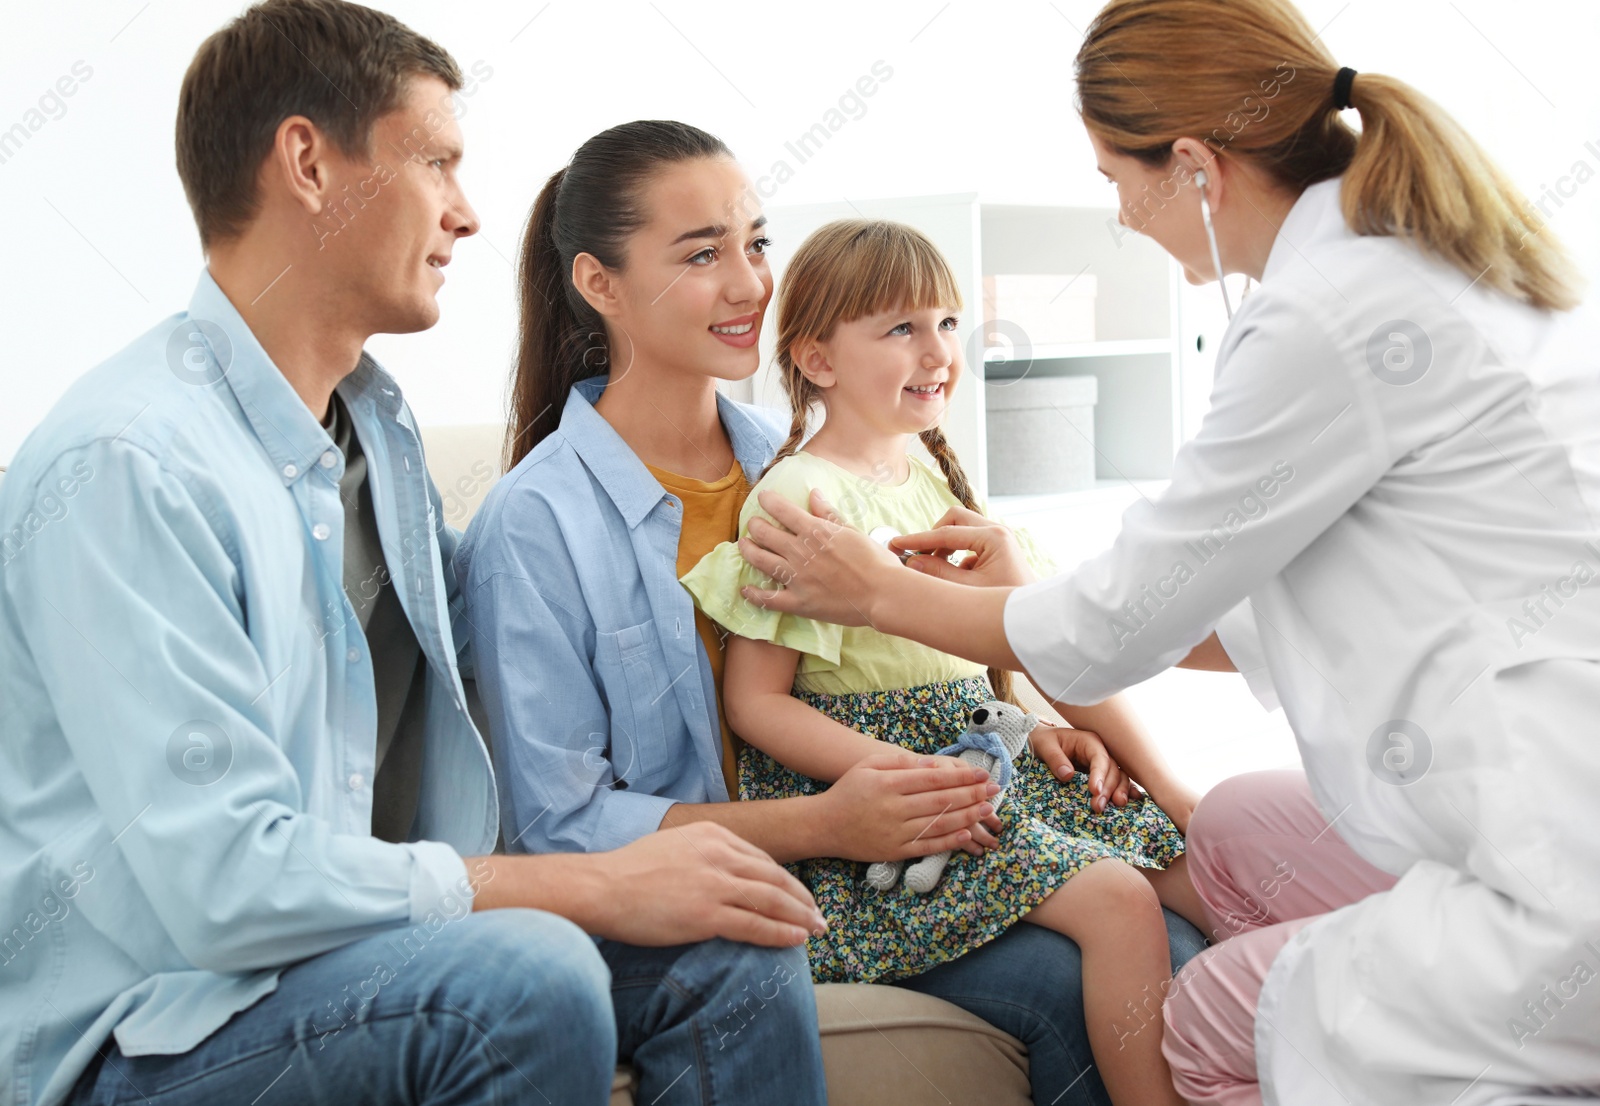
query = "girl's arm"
(1038, 682, 1202, 834)
(1178, 631, 1237, 671)
(721, 634, 905, 783)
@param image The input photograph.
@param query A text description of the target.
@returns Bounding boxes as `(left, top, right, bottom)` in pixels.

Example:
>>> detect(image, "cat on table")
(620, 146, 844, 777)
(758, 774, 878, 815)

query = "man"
(0, 3, 828, 1104)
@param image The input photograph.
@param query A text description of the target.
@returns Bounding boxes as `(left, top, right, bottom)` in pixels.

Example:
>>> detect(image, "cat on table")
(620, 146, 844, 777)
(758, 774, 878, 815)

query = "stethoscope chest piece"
(869, 526, 921, 565)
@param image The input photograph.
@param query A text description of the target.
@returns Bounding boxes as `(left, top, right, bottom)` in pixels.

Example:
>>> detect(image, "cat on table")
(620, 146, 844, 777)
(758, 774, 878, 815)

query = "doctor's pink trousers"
(1160, 769, 1398, 1105)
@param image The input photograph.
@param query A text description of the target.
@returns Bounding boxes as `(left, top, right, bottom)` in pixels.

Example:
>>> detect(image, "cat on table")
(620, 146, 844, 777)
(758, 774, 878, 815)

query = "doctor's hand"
(740, 489, 898, 626)
(1029, 724, 1138, 813)
(892, 508, 1037, 588)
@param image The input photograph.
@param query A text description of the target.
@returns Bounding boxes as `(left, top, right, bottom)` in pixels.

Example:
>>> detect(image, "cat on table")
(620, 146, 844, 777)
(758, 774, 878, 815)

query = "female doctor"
(737, 0, 1600, 1102)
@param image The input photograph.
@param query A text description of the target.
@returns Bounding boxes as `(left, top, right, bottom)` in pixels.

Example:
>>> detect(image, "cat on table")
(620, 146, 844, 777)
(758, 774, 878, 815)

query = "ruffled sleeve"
(678, 456, 846, 670)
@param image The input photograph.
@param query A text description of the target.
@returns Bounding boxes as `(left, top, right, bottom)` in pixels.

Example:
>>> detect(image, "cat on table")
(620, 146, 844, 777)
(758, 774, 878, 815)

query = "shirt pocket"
(595, 619, 673, 785)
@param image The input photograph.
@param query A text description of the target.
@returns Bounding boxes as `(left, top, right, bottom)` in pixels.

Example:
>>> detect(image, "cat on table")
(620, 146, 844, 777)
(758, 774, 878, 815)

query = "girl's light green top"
(679, 450, 1057, 696)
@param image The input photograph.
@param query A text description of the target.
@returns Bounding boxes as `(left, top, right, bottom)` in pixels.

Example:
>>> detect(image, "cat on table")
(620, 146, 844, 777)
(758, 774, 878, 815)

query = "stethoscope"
(1195, 168, 1235, 321)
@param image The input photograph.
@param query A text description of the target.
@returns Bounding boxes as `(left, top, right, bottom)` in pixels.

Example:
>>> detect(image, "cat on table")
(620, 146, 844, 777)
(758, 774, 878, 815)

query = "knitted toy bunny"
(865, 700, 1039, 894)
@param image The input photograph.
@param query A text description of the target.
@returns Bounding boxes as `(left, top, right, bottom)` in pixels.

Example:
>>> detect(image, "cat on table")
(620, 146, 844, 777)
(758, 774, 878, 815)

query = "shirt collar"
(187, 268, 402, 485)
(562, 375, 784, 529)
(1260, 176, 1348, 286)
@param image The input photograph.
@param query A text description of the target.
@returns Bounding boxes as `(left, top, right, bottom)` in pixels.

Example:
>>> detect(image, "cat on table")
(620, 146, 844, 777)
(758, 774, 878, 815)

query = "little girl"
(682, 219, 1207, 1106)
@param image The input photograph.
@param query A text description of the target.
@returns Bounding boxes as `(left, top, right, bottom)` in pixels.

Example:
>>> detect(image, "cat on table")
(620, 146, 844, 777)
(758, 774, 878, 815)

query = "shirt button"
(282, 463, 298, 479)
(312, 523, 331, 541)
(319, 451, 338, 469)
(346, 647, 360, 663)
(348, 773, 365, 791)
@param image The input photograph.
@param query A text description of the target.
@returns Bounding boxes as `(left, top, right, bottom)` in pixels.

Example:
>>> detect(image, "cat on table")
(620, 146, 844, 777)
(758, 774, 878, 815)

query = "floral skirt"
(739, 676, 1187, 984)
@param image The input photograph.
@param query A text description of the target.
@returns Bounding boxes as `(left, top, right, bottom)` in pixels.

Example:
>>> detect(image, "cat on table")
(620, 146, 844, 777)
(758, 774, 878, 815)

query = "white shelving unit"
(726, 194, 1232, 506)
(982, 338, 1174, 363)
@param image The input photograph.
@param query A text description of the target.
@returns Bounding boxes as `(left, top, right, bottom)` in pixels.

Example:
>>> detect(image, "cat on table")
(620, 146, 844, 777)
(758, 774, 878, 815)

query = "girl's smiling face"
(803, 304, 964, 439)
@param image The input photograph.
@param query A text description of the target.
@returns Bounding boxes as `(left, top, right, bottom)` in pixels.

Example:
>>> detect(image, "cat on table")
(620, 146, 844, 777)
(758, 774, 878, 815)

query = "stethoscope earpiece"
(1194, 167, 1234, 320)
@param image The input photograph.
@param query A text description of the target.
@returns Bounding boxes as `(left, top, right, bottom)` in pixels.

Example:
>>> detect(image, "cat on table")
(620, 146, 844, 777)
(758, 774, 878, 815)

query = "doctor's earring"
(1194, 169, 1235, 320)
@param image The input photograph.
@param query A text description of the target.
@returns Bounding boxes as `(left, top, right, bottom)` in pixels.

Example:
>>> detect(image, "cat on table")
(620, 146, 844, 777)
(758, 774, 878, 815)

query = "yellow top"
(644, 456, 751, 798)
(680, 450, 1056, 696)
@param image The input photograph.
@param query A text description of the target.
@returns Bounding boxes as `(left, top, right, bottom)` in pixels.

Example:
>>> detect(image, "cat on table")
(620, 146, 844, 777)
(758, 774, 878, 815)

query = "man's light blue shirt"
(455, 377, 784, 855)
(0, 271, 497, 1106)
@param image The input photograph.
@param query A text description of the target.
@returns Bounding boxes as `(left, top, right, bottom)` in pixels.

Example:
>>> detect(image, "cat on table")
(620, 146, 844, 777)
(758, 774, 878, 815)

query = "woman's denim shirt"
(454, 377, 785, 853)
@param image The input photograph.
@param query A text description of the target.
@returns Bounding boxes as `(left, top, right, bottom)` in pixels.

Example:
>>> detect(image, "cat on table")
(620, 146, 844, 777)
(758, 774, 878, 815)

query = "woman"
(455, 119, 1207, 1105)
(736, 2, 1600, 1104)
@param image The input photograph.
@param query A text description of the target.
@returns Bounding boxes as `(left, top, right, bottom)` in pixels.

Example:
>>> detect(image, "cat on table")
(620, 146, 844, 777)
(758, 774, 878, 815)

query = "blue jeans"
(68, 910, 824, 1106)
(894, 907, 1206, 1106)
(600, 937, 825, 1105)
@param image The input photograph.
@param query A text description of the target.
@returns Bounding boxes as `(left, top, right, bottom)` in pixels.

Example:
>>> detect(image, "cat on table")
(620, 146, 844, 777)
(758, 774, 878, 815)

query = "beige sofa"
(421, 425, 1039, 1106)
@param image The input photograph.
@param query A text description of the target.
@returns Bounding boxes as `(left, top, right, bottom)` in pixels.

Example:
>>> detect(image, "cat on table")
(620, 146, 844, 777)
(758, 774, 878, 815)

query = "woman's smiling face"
(603, 156, 774, 386)
(811, 304, 963, 438)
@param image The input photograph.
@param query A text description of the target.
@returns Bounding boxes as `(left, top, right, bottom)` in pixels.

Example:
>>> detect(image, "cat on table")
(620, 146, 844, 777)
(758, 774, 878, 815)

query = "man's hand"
(820, 752, 1004, 862)
(1028, 724, 1141, 813)
(586, 823, 826, 948)
(892, 506, 1036, 588)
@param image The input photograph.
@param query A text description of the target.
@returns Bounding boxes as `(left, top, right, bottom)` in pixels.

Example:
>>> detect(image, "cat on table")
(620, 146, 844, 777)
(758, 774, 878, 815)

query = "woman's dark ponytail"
(503, 121, 733, 470)
(505, 167, 585, 470)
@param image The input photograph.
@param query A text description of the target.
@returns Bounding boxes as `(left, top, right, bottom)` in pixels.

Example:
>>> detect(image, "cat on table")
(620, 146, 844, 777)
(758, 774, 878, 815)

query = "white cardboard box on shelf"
(982, 274, 1097, 348)
(985, 375, 1098, 495)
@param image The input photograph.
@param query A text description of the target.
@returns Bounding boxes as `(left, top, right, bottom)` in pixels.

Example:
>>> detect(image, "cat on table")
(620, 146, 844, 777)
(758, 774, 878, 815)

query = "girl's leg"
(1025, 858, 1186, 1106)
(892, 910, 1208, 1106)
(1140, 854, 1210, 933)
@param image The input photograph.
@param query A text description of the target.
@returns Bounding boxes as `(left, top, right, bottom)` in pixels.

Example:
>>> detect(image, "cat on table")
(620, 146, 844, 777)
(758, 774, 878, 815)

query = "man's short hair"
(175, 0, 461, 249)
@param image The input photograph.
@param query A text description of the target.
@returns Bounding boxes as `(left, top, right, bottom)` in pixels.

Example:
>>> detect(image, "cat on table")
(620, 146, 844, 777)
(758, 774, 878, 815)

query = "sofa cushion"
(418, 423, 504, 529)
(608, 983, 1030, 1106)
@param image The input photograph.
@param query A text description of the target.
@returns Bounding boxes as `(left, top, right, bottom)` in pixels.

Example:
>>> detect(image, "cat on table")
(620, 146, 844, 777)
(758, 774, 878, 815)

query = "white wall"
(4, 0, 1599, 463)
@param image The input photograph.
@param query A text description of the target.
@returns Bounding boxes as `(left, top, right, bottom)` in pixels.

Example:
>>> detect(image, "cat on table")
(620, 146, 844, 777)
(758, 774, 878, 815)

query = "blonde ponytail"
(1075, 0, 1580, 311)
(1337, 72, 1579, 310)
(920, 426, 1015, 706)
(761, 352, 817, 481)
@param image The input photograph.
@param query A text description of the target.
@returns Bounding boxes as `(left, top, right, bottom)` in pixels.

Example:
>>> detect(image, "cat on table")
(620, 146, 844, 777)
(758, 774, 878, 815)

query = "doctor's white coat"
(1007, 178, 1600, 1104)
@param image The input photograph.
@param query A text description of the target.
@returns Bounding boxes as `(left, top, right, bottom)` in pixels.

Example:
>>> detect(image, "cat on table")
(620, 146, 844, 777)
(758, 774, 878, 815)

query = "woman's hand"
(1028, 724, 1140, 813)
(892, 507, 1037, 588)
(739, 489, 900, 626)
(818, 751, 1005, 862)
